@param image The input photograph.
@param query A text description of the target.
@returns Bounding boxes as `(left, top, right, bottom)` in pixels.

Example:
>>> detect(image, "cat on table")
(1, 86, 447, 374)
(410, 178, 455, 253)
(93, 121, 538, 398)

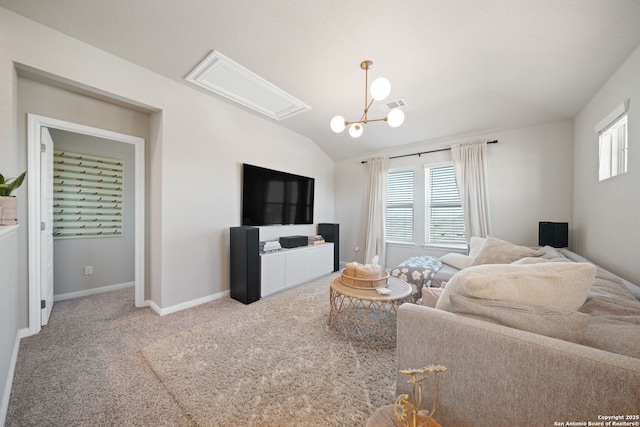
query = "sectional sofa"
(396, 238, 640, 426)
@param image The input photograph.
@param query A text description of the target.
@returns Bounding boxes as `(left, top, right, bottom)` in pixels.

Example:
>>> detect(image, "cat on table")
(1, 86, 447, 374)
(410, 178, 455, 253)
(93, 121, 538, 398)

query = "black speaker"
(279, 235, 308, 248)
(230, 226, 260, 304)
(538, 222, 568, 248)
(318, 223, 339, 272)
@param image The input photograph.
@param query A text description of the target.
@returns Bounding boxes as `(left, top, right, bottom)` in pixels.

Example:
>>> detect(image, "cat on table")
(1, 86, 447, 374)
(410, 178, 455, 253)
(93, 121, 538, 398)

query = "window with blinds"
(386, 170, 414, 242)
(425, 165, 465, 244)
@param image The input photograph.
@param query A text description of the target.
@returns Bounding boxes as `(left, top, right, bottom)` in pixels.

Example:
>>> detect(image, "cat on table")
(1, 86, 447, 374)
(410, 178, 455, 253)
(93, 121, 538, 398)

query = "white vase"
(0, 196, 18, 225)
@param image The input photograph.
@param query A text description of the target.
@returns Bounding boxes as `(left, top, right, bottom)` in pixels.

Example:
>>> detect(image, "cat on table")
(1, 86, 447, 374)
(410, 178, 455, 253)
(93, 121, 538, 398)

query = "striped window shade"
(53, 150, 124, 239)
(425, 164, 465, 244)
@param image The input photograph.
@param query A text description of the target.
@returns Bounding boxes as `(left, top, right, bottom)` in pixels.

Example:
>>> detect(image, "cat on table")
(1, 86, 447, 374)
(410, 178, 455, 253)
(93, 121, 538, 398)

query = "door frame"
(27, 114, 146, 335)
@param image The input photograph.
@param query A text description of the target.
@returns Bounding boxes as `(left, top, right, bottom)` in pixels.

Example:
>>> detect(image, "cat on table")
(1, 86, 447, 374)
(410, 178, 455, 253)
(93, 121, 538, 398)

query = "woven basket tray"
(340, 269, 389, 289)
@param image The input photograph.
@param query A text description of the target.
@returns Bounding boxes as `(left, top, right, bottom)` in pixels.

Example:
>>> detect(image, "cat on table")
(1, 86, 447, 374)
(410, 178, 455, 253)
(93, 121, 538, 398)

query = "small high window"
(599, 114, 628, 181)
(596, 101, 629, 181)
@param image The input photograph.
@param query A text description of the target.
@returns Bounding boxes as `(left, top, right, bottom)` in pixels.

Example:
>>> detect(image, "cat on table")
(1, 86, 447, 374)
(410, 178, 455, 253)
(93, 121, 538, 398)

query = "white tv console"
(260, 243, 334, 297)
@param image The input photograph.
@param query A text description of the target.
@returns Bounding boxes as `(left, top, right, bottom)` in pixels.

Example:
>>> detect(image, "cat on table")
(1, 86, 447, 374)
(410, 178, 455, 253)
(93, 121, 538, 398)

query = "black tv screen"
(242, 164, 315, 226)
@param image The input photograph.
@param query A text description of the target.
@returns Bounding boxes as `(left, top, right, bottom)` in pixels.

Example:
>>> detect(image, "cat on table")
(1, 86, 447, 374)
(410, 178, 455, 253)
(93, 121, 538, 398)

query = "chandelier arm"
(367, 98, 375, 110)
(366, 117, 388, 123)
(364, 61, 369, 113)
(344, 116, 388, 125)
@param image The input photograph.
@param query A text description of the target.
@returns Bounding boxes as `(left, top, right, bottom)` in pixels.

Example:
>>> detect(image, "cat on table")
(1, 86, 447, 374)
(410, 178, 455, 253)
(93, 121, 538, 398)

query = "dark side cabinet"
(230, 226, 260, 304)
(539, 222, 568, 248)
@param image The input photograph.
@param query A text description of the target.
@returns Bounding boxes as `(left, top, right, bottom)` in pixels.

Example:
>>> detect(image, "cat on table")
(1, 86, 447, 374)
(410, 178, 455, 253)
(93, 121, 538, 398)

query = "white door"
(40, 127, 54, 326)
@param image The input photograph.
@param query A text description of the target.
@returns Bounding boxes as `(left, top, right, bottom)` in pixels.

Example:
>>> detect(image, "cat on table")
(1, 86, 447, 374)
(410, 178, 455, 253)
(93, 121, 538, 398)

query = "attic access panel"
(185, 51, 311, 120)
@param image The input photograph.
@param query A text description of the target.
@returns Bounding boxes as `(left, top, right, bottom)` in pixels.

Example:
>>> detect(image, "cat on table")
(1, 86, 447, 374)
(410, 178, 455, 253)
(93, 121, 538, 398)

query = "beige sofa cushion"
(470, 236, 544, 266)
(449, 294, 591, 343)
(439, 253, 473, 270)
(435, 262, 596, 312)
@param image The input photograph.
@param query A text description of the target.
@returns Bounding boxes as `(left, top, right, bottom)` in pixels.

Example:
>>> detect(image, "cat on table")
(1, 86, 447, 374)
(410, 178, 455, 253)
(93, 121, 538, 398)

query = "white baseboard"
(1, 327, 29, 427)
(147, 299, 162, 315)
(147, 289, 230, 316)
(54, 281, 135, 302)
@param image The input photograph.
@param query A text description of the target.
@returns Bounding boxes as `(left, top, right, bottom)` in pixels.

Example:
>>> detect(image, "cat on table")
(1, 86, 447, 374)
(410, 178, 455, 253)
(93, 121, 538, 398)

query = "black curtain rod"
(360, 140, 498, 164)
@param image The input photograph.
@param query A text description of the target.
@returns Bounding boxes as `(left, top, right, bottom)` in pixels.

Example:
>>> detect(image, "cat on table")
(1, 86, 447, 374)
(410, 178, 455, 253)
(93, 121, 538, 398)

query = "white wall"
(574, 44, 640, 286)
(0, 0, 334, 366)
(335, 120, 574, 268)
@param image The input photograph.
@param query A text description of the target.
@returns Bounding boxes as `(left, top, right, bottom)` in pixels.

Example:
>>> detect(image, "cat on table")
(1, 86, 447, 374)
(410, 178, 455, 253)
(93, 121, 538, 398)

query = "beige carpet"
(140, 276, 396, 426)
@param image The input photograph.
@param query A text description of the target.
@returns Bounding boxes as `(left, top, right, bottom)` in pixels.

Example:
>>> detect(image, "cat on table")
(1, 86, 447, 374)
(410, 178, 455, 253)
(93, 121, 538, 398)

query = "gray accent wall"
(49, 129, 136, 296)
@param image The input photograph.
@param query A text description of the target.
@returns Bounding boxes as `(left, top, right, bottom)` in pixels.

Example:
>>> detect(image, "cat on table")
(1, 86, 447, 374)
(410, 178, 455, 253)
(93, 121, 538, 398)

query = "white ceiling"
(3, 0, 640, 161)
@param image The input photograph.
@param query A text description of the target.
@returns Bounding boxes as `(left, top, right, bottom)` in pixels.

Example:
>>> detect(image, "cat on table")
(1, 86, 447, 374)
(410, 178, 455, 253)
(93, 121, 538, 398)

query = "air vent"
(185, 51, 311, 121)
(379, 98, 407, 113)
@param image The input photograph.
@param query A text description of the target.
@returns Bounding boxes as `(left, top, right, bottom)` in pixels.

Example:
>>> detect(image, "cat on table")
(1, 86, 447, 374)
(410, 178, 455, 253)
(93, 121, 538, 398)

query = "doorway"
(27, 114, 145, 335)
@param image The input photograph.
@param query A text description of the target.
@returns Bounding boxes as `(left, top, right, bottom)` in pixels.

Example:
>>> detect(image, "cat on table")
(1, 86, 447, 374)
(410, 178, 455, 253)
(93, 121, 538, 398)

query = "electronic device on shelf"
(259, 240, 282, 253)
(279, 235, 308, 248)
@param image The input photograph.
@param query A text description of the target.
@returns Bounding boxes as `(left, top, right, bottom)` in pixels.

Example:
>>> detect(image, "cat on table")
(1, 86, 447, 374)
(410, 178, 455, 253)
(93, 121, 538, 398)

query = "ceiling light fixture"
(330, 60, 405, 138)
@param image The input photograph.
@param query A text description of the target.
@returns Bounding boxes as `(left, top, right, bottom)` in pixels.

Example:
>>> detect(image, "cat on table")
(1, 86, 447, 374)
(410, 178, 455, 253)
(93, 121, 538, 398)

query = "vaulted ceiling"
(3, 0, 640, 160)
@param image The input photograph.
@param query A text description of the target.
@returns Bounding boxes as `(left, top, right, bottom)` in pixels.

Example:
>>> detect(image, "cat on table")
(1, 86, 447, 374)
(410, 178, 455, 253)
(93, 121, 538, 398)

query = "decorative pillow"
(435, 280, 455, 311)
(449, 294, 591, 343)
(421, 287, 444, 308)
(469, 236, 544, 266)
(468, 236, 486, 258)
(439, 253, 473, 270)
(435, 262, 596, 312)
(389, 256, 443, 288)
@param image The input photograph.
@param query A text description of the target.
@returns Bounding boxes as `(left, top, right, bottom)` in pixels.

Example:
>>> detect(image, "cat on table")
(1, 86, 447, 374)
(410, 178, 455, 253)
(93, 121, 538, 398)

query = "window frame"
(598, 113, 628, 181)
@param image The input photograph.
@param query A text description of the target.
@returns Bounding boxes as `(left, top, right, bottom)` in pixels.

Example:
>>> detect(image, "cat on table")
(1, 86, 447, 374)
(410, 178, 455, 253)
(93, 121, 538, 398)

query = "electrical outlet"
(84, 266, 93, 275)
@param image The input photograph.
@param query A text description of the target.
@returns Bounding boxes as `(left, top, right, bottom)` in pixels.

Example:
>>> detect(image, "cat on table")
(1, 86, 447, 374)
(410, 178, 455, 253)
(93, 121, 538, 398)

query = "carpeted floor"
(6, 274, 397, 426)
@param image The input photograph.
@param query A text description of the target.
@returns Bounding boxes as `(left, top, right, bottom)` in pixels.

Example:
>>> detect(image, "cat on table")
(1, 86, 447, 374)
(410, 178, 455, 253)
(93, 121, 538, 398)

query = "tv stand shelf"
(230, 226, 338, 304)
(261, 243, 334, 297)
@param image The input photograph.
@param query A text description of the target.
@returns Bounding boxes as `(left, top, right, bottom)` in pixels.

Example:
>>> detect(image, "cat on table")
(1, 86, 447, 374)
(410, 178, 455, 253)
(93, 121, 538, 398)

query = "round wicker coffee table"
(328, 275, 412, 348)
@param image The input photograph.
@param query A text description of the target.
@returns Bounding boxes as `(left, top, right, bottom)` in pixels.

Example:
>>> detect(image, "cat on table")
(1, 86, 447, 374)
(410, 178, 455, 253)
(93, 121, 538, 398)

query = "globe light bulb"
(330, 116, 346, 133)
(349, 123, 363, 138)
(387, 109, 405, 128)
(370, 77, 391, 101)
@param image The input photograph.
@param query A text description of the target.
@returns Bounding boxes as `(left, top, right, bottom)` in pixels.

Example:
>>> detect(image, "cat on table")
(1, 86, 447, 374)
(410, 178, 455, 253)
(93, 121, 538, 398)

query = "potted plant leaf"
(0, 171, 26, 225)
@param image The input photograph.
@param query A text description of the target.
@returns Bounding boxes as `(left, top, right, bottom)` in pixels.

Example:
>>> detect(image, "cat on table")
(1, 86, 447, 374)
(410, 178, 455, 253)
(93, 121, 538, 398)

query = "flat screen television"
(242, 163, 315, 226)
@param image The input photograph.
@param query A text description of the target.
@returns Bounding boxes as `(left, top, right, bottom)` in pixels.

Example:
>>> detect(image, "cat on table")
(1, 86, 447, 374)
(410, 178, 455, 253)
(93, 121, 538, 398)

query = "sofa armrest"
(397, 303, 640, 427)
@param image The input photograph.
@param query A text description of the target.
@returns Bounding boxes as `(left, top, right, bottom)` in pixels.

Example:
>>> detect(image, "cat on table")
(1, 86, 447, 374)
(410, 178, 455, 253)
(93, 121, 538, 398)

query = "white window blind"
(386, 170, 414, 242)
(425, 165, 465, 244)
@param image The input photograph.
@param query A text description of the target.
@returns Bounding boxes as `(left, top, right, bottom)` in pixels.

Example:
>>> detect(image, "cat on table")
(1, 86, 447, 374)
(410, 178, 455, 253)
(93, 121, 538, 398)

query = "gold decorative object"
(330, 60, 405, 138)
(394, 365, 447, 427)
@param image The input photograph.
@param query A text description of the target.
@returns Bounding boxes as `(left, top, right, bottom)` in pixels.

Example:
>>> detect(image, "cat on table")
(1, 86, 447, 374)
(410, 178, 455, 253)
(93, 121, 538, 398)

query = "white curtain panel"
(451, 141, 491, 241)
(364, 156, 388, 267)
